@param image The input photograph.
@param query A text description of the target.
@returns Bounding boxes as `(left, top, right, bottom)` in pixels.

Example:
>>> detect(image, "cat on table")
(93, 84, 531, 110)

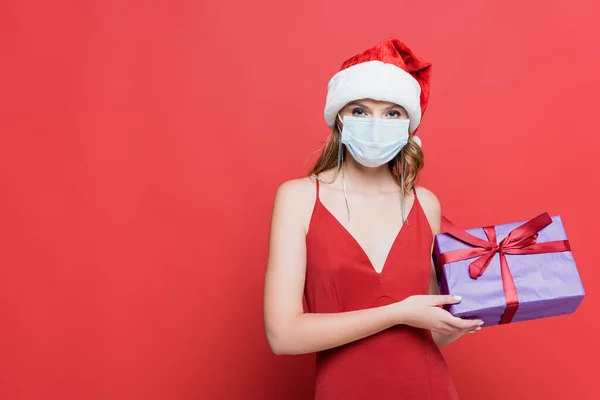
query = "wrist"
(389, 300, 410, 326)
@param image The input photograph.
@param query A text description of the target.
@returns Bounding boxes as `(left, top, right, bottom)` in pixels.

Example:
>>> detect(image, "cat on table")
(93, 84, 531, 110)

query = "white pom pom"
(412, 135, 422, 147)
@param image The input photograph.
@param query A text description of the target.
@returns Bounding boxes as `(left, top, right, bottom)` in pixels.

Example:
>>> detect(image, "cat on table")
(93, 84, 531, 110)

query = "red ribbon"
(437, 212, 571, 324)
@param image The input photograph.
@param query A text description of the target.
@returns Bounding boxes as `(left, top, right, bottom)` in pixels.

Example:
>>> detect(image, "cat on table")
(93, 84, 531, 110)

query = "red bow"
(437, 212, 571, 324)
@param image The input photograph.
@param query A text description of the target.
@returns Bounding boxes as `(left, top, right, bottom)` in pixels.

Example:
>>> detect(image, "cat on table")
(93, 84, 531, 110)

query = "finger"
(471, 319, 484, 328)
(443, 316, 467, 330)
(437, 322, 465, 336)
(429, 294, 462, 306)
(465, 320, 484, 332)
(445, 316, 482, 330)
(447, 322, 471, 334)
(463, 318, 484, 329)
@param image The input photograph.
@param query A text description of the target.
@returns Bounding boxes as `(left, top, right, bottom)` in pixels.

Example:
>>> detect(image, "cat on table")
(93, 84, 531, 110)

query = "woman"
(263, 38, 483, 399)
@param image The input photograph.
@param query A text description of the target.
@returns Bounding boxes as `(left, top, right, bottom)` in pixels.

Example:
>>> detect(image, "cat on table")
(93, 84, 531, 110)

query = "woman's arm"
(419, 187, 481, 348)
(263, 180, 405, 355)
(263, 181, 478, 355)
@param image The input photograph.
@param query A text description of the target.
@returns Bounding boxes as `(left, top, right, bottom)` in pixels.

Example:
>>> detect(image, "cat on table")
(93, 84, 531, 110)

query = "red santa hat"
(324, 38, 432, 136)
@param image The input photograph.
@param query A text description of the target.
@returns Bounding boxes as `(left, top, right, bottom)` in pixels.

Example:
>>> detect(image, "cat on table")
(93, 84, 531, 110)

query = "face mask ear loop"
(398, 152, 406, 225)
(336, 114, 351, 221)
(313, 120, 344, 185)
(341, 153, 350, 222)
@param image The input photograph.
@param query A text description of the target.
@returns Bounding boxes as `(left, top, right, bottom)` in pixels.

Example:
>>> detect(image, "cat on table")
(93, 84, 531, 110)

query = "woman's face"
(338, 98, 408, 124)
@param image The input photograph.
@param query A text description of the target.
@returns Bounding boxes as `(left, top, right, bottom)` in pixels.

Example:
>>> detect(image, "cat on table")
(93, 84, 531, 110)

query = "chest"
(318, 191, 414, 274)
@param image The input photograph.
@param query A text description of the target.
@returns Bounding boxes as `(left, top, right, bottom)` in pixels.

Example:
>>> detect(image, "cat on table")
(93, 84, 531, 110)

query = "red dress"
(304, 179, 460, 400)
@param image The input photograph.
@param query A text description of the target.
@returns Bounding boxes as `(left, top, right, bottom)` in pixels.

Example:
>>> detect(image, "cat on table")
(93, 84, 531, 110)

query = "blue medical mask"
(338, 115, 412, 168)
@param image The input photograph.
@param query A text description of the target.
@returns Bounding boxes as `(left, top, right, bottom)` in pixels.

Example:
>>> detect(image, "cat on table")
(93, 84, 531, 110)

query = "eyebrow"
(347, 101, 403, 111)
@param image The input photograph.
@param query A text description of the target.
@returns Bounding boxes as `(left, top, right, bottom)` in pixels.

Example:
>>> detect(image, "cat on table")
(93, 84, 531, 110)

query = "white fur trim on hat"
(412, 135, 422, 147)
(324, 60, 422, 133)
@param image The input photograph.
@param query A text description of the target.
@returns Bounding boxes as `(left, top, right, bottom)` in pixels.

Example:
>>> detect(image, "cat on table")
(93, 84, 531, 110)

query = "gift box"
(433, 212, 585, 327)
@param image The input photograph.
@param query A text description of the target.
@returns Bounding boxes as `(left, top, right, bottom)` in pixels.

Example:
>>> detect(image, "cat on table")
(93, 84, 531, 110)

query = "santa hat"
(324, 38, 432, 137)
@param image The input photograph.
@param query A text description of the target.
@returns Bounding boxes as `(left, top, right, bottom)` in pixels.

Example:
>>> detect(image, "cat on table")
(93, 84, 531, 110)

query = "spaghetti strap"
(313, 175, 320, 200)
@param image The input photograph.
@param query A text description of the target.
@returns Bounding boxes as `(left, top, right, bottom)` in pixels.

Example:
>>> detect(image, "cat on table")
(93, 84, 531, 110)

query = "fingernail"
(454, 295, 462, 302)
(478, 321, 484, 326)
(475, 327, 481, 331)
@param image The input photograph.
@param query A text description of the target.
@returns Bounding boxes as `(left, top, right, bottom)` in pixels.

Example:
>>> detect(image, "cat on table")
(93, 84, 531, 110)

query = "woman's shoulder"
(272, 176, 318, 229)
(275, 176, 316, 200)
(414, 185, 442, 234)
(414, 185, 440, 211)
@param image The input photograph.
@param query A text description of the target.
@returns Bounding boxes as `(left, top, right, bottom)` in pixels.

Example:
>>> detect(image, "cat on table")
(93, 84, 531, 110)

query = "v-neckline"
(317, 193, 419, 275)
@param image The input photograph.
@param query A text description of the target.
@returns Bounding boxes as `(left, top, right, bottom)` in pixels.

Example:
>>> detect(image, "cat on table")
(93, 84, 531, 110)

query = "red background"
(1, 1, 598, 399)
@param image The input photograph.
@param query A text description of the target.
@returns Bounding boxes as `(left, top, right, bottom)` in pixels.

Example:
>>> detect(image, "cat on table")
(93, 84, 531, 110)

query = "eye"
(352, 108, 367, 117)
(387, 110, 402, 118)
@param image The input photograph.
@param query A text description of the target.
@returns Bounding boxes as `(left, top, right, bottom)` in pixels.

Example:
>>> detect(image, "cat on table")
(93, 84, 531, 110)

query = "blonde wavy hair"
(307, 125, 424, 194)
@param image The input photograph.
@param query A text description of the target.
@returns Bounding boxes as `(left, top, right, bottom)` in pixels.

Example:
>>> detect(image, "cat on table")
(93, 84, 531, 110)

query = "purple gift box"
(433, 213, 585, 327)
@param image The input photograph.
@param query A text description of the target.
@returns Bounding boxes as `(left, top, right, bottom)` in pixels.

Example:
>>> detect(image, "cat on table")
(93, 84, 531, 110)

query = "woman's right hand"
(396, 295, 483, 335)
